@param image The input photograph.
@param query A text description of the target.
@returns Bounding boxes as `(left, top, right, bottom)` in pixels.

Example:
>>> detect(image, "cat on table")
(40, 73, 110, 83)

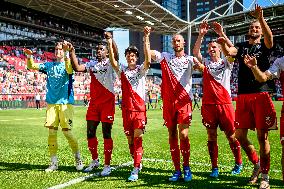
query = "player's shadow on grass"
(85, 166, 170, 186)
(0, 162, 81, 172)
(85, 166, 284, 189)
(192, 171, 284, 189)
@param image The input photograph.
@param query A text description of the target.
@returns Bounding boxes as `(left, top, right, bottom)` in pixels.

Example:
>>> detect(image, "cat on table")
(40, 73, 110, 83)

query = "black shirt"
(235, 41, 274, 94)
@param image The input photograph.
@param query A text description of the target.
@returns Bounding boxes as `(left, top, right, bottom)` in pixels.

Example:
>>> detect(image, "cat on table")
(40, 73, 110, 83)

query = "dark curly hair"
(124, 45, 139, 57)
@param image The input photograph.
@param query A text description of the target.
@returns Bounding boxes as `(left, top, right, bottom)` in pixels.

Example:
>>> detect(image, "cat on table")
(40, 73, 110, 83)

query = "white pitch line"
(47, 158, 282, 189)
(47, 161, 133, 189)
(0, 117, 46, 122)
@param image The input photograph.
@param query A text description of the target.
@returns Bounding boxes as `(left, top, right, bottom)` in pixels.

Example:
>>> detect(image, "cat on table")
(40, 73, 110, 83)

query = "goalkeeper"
(24, 41, 84, 172)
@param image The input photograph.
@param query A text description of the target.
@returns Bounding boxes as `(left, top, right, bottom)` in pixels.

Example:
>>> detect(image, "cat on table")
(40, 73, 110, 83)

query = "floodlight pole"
(187, 0, 191, 55)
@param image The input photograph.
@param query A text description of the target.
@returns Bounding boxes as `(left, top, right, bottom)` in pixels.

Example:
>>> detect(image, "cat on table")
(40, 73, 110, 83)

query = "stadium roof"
(6, 0, 189, 34)
(5, 0, 284, 38)
(178, 1, 284, 37)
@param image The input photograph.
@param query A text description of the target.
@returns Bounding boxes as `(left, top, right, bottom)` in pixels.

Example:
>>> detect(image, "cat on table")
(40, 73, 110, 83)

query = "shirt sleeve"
(85, 60, 97, 72)
(187, 56, 195, 69)
(224, 58, 233, 70)
(65, 58, 73, 74)
(26, 56, 39, 70)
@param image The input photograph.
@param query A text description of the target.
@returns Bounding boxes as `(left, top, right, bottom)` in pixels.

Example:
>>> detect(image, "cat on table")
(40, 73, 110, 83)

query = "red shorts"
(163, 101, 192, 128)
(122, 110, 147, 136)
(235, 92, 277, 131)
(201, 104, 235, 136)
(280, 103, 284, 143)
(86, 100, 115, 123)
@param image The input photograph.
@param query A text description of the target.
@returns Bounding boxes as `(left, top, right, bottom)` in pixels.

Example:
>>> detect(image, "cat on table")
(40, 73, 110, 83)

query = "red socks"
(134, 137, 143, 168)
(88, 137, 113, 165)
(243, 146, 259, 165)
(169, 138, 181, 171)
(260, 153, 270, 174)
(180, 138, 190, 167)
(88, 137, 98, 160)
(208, 141, 218, 168)
(104, 138, 113, 165)
(229, 140, 242, 165)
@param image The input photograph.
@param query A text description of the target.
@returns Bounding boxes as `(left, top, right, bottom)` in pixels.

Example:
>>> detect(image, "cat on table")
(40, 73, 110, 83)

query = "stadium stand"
(0, 45, 161, 108)
(0, 0, 283, 109)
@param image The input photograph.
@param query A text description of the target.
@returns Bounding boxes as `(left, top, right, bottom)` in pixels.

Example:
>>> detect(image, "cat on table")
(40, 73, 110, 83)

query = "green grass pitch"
(0, 102, 283, 189)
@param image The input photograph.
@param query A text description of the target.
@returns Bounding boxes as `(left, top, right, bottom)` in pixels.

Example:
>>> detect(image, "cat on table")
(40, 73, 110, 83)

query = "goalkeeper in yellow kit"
(24, 41, 84, 172)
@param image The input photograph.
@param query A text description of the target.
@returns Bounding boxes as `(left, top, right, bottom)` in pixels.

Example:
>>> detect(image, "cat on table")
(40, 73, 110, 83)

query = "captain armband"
(226, 56, 235, 63)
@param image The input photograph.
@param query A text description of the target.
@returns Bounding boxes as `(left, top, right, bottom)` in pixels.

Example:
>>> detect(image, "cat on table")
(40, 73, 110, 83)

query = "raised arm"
(143, 26, 151, 70)
(63, 41, 73, 74)
(251, 4, 273, 49)
(105, 32, 119, 73)
(212, 22, 234, 48)
(66, 42, 86, 72)
(217, 37, 238, 57)
(24, 49, 39, 70)
(243, 54, 271, 82)
(111, 37, 119, 62)
(212, 21, 238, 56)
(193, 21, 209, 62)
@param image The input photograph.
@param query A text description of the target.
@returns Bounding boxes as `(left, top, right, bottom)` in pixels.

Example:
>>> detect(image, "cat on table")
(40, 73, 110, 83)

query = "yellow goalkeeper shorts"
(44, 104, 74, 130)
